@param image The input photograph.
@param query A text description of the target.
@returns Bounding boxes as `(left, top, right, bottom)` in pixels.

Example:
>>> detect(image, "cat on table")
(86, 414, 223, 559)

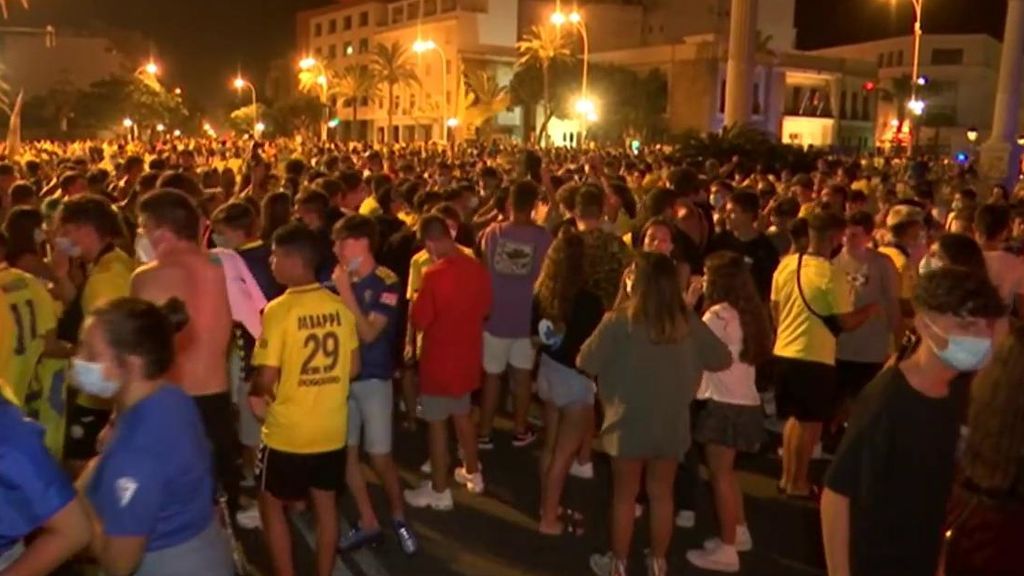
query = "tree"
(228, 103, 271, 136)
(272, 94, 323, 137)
(369, 41, 420, 143)
(73, 75, 188, 133)
(515, 24, 571, 146)
(461, 68, 510, 141)
(335, 63, 379, 141)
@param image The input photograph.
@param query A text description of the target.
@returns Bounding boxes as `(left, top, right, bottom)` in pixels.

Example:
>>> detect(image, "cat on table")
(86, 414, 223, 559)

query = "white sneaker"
(687, 542, 740, 573)
(403, 481, 454, 510)
(234, 504, 262, 530)
(589, 552, 627, 576)
(675, 509, 696, 528)
(569, 460, 594, 479)
(454, 466, 485, 494)
(703, 524, 753, 552)
(420, 459, 432, 474)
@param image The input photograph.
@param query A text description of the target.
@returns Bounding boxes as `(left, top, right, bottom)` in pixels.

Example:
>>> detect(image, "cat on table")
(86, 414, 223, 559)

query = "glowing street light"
(254, 121, 266, 134)
(202, 121, 213, 132)
(232, 74, 260, 138)
(446, 117, 459, 128)
(413, 38, 451, 143)
(156, 123, 166, 133)
(907, 98, 925, 116)
(1016, 134, 1024, 147)
(173, 87, 182, 96)
(297, 57, 330, 141)
(122, 117, 134, 128)
(172, 129, 182, 137)
(144, 61, 159, 75)
(551, 8, 590, 146)
(966, 126, 979, 143)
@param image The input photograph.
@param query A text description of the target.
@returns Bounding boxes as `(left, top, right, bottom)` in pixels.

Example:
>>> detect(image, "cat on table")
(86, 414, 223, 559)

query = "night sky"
(3, 0, 1009, 110)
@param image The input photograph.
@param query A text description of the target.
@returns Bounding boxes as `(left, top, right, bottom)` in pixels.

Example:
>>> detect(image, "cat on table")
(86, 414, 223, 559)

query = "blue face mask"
(54, 236, 82, 257)
(71, 358, 121, 398)
(925, 318, 992, 372)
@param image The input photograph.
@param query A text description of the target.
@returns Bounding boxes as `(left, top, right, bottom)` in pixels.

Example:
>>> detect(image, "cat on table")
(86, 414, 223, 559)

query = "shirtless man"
(130, 189, 244, 520)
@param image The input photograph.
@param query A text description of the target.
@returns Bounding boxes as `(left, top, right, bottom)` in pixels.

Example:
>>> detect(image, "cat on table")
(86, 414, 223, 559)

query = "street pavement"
(239, 415, 830, 576)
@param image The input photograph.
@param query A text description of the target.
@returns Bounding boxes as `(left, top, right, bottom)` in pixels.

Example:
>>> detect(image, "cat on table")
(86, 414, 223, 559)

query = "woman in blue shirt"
(0, 387, 90, 575)
(72, 297, 233, 576)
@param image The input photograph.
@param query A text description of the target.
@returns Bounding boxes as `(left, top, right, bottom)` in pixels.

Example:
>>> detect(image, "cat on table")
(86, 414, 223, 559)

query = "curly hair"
(534, 230, 586, 328)
(703, 251, 773, 365)
(963, 321, 1024, 493)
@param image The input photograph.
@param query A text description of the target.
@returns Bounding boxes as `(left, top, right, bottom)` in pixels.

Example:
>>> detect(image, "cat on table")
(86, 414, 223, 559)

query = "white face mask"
(135, 234, 156, 263)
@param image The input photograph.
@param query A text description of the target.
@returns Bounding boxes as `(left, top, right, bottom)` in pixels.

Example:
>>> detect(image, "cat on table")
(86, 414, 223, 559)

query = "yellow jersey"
(771, 253, 853, 366)
(406, 245, 475, 300)
(253, 283, 358, 454)
(76, 247, 134, 409)
(878, 246, 914, 301)
(0, 264, 58, 404)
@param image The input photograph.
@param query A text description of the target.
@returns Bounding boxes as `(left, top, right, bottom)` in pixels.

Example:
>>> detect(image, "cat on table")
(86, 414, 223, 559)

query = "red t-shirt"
(411, 251, 492, 397)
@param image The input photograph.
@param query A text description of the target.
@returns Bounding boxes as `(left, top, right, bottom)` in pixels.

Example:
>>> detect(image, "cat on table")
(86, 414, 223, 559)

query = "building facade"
(1, 32, 128, 99)
(810, 34, 1024, 156)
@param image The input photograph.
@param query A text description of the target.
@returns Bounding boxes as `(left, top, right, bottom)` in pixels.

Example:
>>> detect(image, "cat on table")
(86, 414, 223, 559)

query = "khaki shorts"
(420, 393, 471, 422)
(483, 332, 536, 374)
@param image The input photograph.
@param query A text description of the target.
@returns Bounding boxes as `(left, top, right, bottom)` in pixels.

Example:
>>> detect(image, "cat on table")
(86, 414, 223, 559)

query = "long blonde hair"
(618, 251, 688, 344)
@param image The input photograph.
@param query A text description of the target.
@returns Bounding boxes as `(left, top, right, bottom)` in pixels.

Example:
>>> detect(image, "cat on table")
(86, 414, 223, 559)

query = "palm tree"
(516, 24, 570, 146)
(369, 41, 420, 143)
(336, 63, 379, 141)
(462, 68, 509, 141)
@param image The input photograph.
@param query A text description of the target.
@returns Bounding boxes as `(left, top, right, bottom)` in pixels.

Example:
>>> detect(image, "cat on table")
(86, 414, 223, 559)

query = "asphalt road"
(237, 414, 830, 576)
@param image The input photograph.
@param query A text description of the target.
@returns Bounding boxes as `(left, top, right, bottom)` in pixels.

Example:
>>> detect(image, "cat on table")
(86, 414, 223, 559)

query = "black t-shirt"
(824, 366, 958, 576)
(531, 288, 605, 371)
(706, 231, 779, 302)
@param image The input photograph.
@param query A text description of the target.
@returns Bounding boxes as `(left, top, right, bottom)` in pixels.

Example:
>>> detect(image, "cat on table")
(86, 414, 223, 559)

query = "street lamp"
(551, 7, 590, 146)
(172, 129, 182, 137)
(1016, 134, 1024, 147)
(887, 0, 924, 153)
(156, 123, 166, 133)
(298, 56, 330, 141)
(233, 75, 260, 138)
(144, 60, 159, 76)
(173, 87, 182, 96)
(413, 38, 450, 144)
(967, 127, 979, 144)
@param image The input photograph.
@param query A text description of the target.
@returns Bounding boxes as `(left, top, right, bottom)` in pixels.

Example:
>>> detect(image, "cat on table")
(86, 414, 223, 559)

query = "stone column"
(724, 0, 758, 127)
(981, 0, 1024, 186)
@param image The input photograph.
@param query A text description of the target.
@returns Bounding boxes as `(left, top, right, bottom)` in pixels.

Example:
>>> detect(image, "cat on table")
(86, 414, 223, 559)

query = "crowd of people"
(0, 136, 1021, 576)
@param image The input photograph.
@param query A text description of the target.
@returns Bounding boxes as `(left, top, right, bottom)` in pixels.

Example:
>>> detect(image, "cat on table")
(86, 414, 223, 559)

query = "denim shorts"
(347, 379, 394, 454)
(420, 393, 471, 422)
(536, 354, 595, 409)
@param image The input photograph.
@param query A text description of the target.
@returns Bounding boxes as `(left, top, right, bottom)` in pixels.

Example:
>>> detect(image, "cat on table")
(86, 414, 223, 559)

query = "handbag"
(796, 252, 843, 338)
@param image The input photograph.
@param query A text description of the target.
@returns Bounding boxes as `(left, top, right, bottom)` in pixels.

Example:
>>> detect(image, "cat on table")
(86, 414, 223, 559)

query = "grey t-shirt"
(833, 249, 899, 363)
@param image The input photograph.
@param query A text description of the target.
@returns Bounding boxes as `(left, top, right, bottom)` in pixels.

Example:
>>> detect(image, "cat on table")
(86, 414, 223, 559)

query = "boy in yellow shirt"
(252, 222, 359, 576)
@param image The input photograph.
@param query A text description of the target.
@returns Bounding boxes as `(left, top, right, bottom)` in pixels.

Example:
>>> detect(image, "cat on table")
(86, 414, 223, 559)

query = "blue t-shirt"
(87, 386, 215, 552)
(237, 240, 284, 301)
(0, 397, 76, 555)
(352, 266, 401, 380)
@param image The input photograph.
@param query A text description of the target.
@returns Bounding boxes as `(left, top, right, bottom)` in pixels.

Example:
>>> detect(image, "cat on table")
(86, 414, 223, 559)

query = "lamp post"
(233, 75, 259, 138)
(967, 126, 979, 160)
(412, 39, 449, 144)
(888, 0, 925, 154)
(551, 8, 591, 147)
(299, 56, 330, 142)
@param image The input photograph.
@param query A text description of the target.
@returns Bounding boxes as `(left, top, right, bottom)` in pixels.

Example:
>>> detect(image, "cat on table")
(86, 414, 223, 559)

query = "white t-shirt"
(982, 250, 1024, 309)
(697, 303, 760, 406)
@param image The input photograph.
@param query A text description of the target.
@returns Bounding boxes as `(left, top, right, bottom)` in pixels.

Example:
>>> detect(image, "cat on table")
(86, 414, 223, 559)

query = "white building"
(810, 34, 1024, 156)
(295, 0, 876, 148)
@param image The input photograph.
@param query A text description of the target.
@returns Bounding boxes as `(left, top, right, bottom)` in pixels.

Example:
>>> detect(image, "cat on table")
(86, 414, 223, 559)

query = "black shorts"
(193, 392, 241, 512)
(64, 404, 111, 460)
(257, 445, 345, 501)
(773, 356, 836, 423)
(835, 360, 884, 400)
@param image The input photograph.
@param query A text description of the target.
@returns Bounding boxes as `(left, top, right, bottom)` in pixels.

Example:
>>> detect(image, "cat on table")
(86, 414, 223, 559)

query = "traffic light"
(862, 81, 877, 92)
